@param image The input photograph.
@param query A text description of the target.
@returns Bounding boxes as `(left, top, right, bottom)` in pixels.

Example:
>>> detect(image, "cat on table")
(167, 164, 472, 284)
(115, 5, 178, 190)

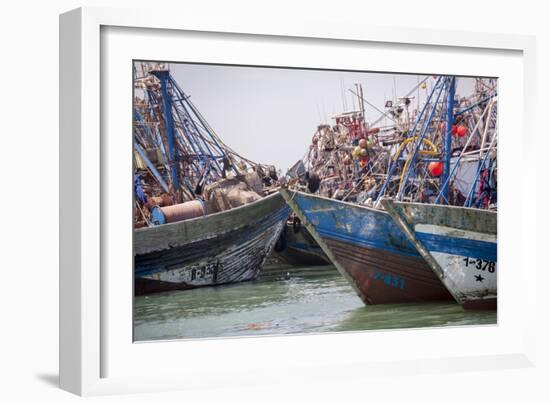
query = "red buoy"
(451, 125, 458, 135)
(456, 125, 467, 137)
(428, 161, 443, 177)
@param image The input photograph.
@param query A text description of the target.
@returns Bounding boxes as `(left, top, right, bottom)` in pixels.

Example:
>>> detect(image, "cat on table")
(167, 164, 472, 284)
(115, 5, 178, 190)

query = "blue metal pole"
(152, 70, 180, 192)
(397, 80, 446, 200)
(143, 89, 170, 164)
(169, 77, 226, 176)
(375, 77, 442, 204)
(171, 98, 223, 179)
(134, 107, 172, 177)
(441, 77, 456, 203)
(464, 147, 494, 207)
(133, 109, 154, 145)
(134, 142, 170, 193)
(170, 77, 226, 156)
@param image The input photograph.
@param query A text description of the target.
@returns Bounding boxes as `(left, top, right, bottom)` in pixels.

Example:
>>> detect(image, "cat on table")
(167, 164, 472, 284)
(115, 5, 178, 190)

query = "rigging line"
(348, 89, 397, 123)
(180, 91, 259, 166)
(370, 76, 431, 127)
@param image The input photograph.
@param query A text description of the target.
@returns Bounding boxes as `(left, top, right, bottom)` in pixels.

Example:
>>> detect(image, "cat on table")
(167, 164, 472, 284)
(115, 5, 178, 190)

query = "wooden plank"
(135, 192, 286, 255)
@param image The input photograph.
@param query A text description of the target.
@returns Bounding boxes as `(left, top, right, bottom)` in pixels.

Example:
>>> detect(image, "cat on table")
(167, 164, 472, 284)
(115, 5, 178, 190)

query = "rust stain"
(324, 237, 453, 304)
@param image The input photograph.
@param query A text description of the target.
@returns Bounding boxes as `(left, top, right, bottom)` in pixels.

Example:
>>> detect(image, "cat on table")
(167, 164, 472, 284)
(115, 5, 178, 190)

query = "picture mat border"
(104, 24, 522, 379)
(59, 6, 537, 396)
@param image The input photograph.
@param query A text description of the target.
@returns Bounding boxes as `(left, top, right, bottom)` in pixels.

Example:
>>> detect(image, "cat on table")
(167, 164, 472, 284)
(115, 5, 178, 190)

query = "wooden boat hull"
(280, 189, 453, 304)
(382, 200, 497, 310)
(134, 192, 290, 295)
(272, 222, 331, 266)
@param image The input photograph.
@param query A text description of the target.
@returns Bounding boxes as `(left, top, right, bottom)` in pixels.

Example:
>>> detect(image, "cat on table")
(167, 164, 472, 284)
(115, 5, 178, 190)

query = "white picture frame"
(60, 6, 537, 396)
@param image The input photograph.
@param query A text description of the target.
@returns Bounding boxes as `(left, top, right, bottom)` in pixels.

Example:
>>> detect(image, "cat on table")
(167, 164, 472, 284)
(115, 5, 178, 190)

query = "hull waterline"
(280, 189, 453, 304)
(135, 192, 290, 295)
(382, 200, 497, 310)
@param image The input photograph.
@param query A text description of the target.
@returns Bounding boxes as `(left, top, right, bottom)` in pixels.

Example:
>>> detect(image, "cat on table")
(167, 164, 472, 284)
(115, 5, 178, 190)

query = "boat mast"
(441, 76, 456, 203)
(151, 69, 181, 201)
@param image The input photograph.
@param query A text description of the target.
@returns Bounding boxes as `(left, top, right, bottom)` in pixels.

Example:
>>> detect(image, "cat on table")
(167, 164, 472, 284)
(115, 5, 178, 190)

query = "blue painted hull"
(281, 190, 452, 304)
(383, 201, 497, 310)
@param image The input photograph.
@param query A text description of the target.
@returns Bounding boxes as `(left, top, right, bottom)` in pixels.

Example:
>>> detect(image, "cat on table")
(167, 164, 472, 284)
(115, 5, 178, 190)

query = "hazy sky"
(169, 63, 475, 172)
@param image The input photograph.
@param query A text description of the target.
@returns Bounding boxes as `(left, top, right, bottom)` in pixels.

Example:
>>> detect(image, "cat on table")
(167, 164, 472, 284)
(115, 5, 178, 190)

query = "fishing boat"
(382, 200, 497, 309)
(133, 63, 289, 294)
(280, 189, 453, 304)
(281, 76, 497, 305)
(271, 216, 330, 267)
(135, 192, 289, 294)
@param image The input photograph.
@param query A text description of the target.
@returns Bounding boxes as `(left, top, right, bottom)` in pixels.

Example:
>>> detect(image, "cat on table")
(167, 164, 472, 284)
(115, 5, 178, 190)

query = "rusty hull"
(280, 189, 453, 304)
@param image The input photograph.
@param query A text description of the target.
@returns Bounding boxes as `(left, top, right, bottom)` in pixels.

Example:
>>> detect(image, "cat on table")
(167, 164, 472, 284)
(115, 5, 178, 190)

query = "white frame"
(60, 7, 537, 396)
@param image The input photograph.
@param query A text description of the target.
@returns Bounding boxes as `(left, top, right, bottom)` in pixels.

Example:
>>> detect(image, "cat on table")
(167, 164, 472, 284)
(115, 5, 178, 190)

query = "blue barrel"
(150, 206, 166, 225)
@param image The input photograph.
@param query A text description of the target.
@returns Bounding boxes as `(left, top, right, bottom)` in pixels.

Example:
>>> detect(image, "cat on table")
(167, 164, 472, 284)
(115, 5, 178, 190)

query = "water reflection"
(134, 267, 496, 341)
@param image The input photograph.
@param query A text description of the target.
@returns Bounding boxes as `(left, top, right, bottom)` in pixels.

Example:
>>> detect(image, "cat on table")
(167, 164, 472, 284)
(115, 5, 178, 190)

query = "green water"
(134, 267, 496, 341)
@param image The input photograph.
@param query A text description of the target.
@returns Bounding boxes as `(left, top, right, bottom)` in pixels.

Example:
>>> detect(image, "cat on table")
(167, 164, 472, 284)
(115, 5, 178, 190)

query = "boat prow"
(382, 200, 497, 310)
(280, 188, 453, 305)
(134, 192, 290, 294)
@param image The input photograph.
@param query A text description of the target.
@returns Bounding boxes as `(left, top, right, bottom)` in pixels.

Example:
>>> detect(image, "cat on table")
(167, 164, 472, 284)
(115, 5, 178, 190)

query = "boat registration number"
(189, 263, 218, 281)
(462, 258, 496, 273)
(373, 271, 406, 290)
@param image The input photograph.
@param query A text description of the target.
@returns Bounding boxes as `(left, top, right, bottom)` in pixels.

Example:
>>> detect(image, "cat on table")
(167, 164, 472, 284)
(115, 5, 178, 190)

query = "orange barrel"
(150, 200, 206, 225)
(150, 194, 173, 207)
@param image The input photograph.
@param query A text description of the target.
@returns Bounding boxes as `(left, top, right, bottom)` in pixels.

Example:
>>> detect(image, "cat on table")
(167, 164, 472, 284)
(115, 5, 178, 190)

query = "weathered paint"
(416, 224, 496, 262)
(382, 200, 497, 310)
(134, 192, 290, 294)
(280, 189, 453, 304)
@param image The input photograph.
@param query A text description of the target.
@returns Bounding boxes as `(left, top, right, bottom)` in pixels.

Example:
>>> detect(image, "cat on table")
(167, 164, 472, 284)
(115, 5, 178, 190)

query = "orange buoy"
(428, 161, 443, 177)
